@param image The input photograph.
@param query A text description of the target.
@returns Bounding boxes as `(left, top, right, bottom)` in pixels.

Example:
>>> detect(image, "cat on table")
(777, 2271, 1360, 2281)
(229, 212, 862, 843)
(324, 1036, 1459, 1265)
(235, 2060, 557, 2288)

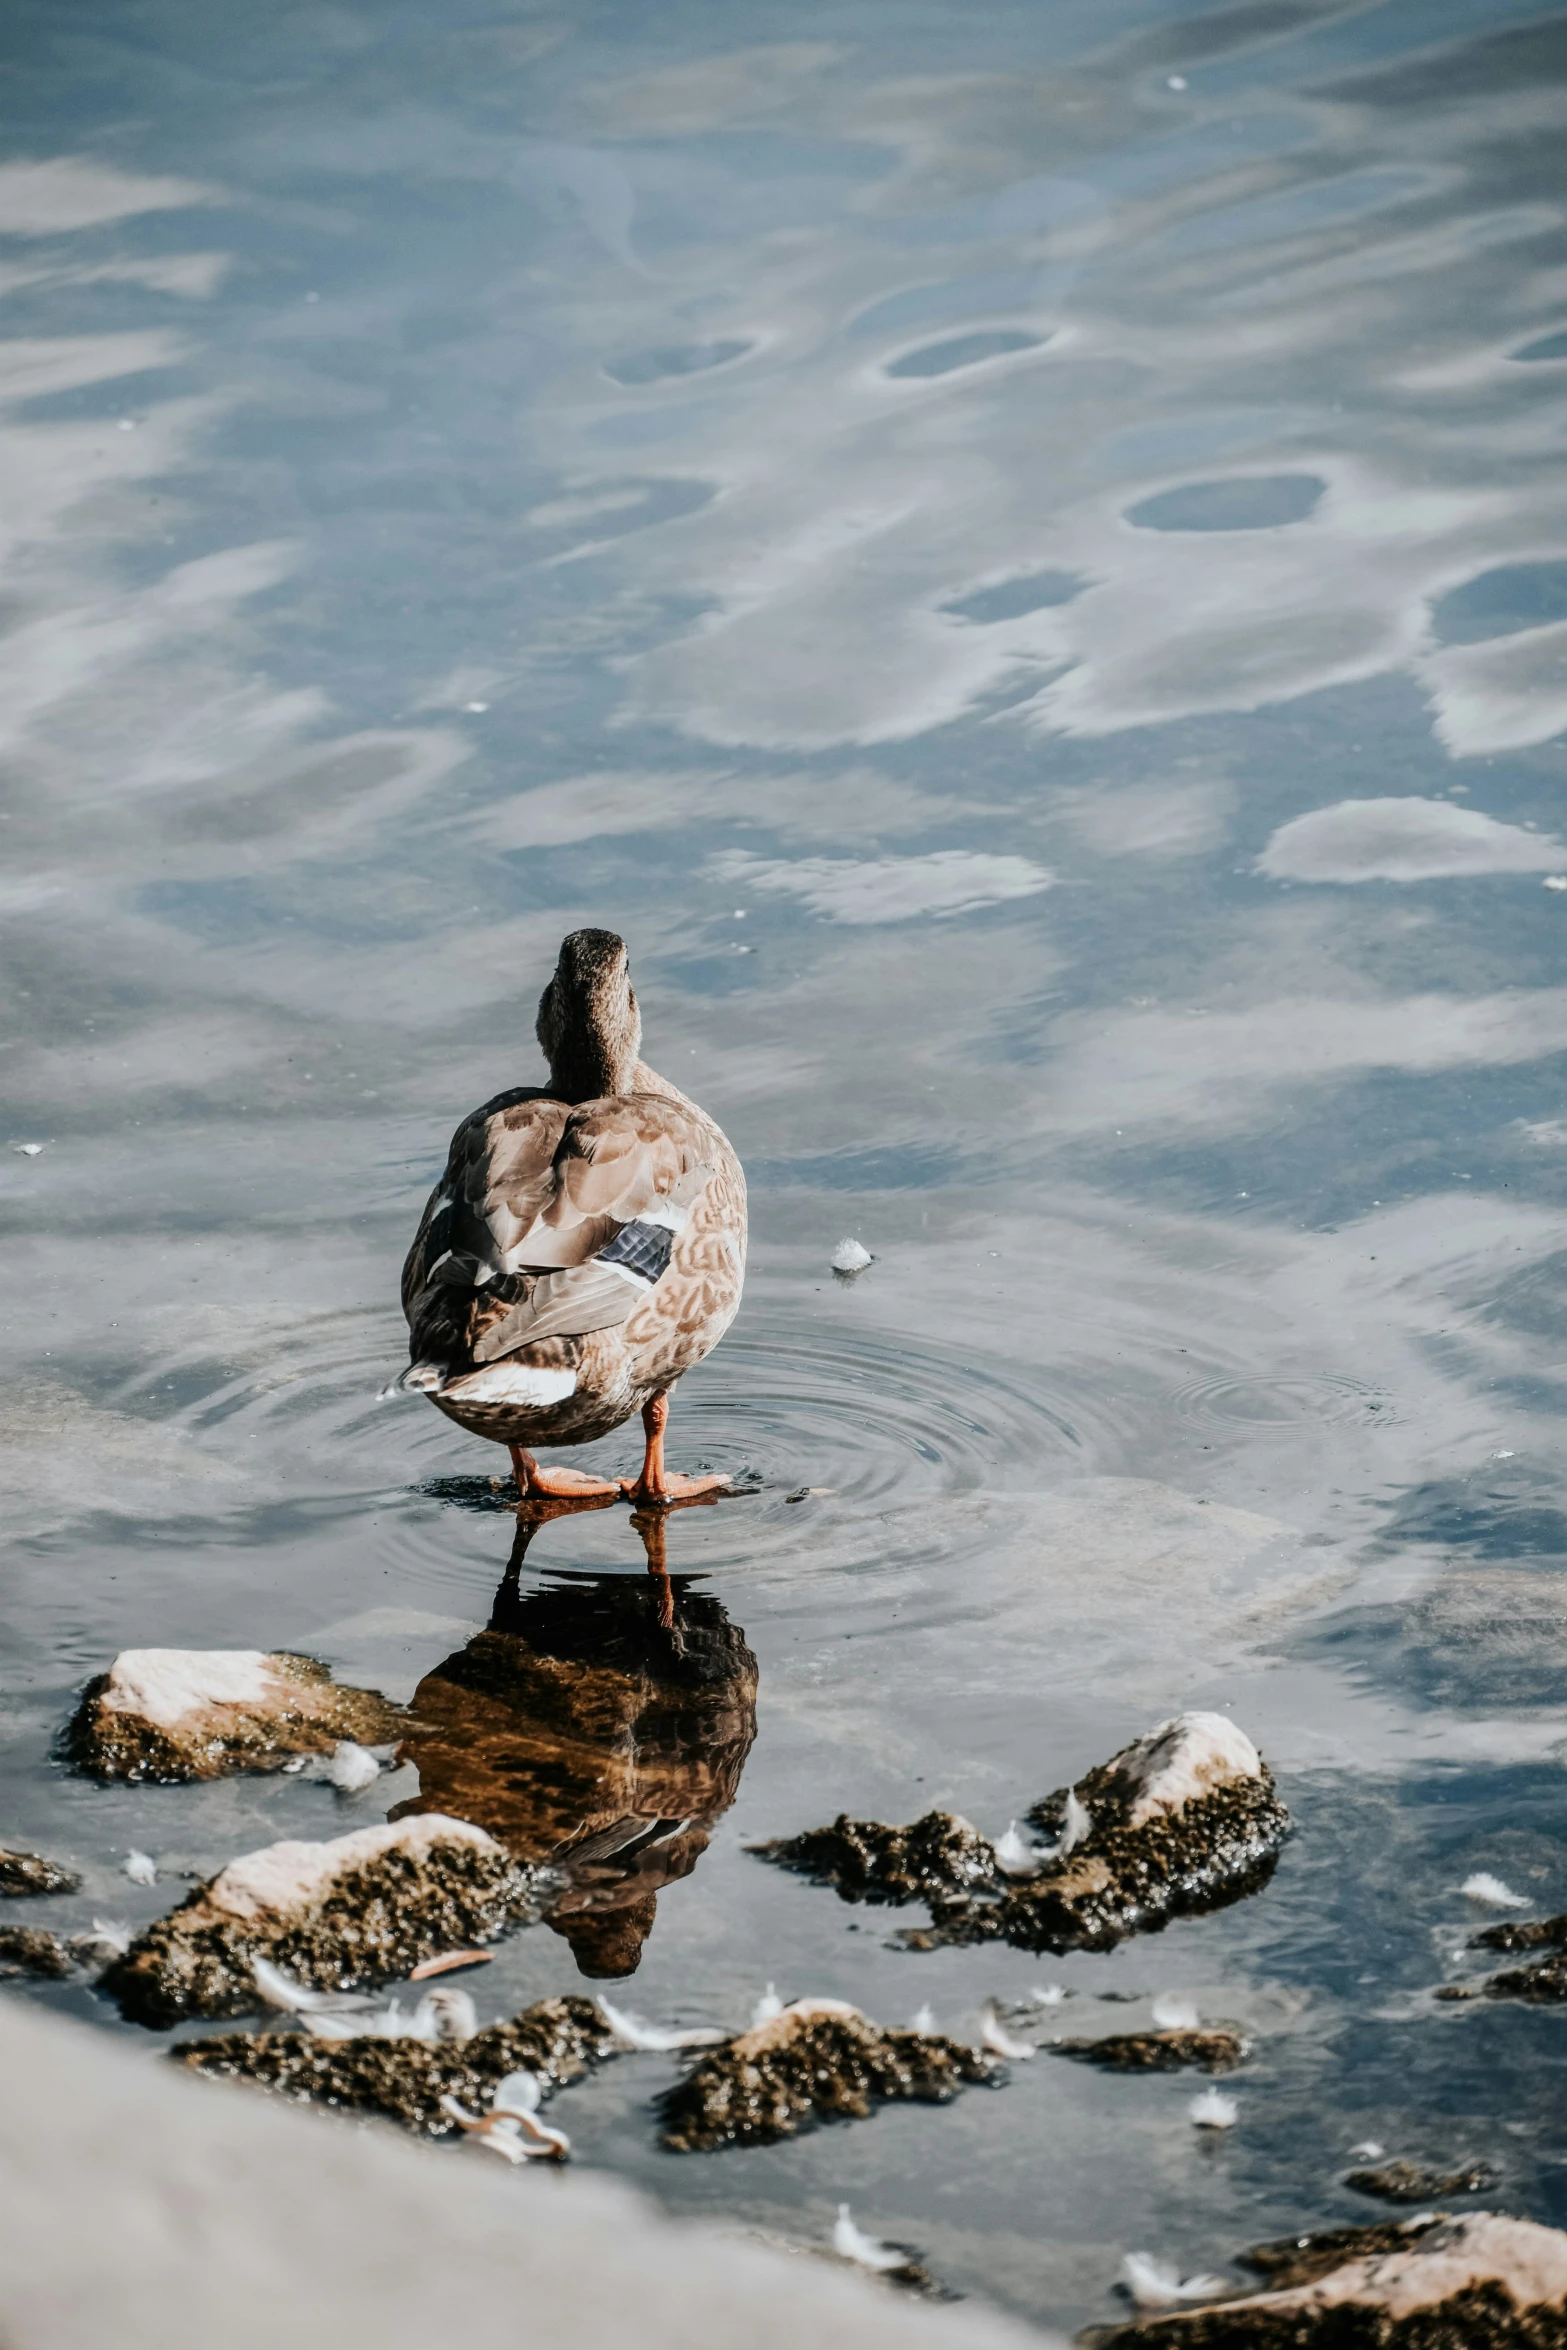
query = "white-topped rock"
(101, 1816, 536, 2028)
(1113, 1712, 1264, 1829)
(1099, 2212, 1567, 2343)
(68, 1648, 405, 1781)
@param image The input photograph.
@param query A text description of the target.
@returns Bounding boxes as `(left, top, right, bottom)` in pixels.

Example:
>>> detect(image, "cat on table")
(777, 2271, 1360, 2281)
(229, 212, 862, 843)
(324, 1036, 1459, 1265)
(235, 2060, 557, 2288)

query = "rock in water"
(65, 1649, 407, 1782)
(658, 2000, 996, 2152)
(1051, 2028, 1249, 2073)
(174, 1995, 615, 2135)
(1346, 2157, 1499, 2205)
(1087, 2213, 1567, 2346)
(0, 1847, 80, 1897)
(753, 1712, 1287, 1954)
(100, 1817, 538, 2027)
(0, 1926, 75, 1979)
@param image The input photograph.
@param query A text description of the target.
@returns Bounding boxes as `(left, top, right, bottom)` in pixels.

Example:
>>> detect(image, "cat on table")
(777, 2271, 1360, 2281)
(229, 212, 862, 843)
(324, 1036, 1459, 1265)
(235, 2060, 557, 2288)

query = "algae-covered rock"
(1084, 2212, 1567, 2346)
(659, 1999, 996, 2153)
(66, 1649, 407, 1782)
(173, 1994, 615, 2134)
(1346, 2157, 1499, 2205)
(749, 1811, 993, 1909)
(1051, 2028, 1248, 2074)
(0, 1925, 74, 1979)
(0, 1847, 80, 1897)
(101, 1816, 538, 2027)
(754, 1714, 1287, 1956)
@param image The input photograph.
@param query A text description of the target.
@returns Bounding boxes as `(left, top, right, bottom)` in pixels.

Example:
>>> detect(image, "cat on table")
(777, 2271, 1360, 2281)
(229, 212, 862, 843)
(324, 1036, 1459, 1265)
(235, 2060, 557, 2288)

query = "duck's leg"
(618, 1392, 730, 1505)
(632, 1506, 676, 1629)
(509, 1444, 619, 1501)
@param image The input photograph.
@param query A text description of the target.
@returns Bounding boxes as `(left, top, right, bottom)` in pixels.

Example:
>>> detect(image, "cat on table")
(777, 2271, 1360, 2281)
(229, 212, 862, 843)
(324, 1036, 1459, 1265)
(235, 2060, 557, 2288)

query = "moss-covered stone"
(749, 1811, 993, 1908)
(0, 1847, 80, 1897)
(173, 1995, 615, 2134)
(1082, 2214, 1567, 2348)
(753, 1716, 1287, 1956)
(1051, 2028, 1249, 2073)
(659, 2004, 996, 2153)
(0, 1925, 74, 1979)
(101, 1817, 538, 2028)
(1345, 2160, 1498, 2205)
(65, 1650, 407, 1783)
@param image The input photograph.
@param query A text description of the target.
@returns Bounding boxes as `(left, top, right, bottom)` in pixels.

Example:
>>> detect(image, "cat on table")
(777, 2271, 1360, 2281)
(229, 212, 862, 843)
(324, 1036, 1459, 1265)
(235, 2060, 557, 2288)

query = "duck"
(400, 929, 746, 1504)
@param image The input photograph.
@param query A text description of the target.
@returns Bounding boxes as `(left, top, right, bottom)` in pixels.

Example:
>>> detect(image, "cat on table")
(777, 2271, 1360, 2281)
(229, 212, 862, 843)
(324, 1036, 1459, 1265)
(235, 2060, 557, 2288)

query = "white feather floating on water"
(751, 1982, 784, 2026)
(833, 2206, 907, 2273)
(1120, 2253, 1227, 2310)
(597, 1996, 726, 2052)
(909, 2003, 936, 2034)
(419, 1986, 478, 2044)
(121, 1850, 157, 1886)
(1029, 1984, 1068, 2006)
(1461, 1872, 1529, 1909)
(993, 1822, 1049, 1879)
(1152, 1993, 1200, 2032)
(439, 2092, 569, 2163)
(80, 1918, 132, 1958)
(1350, 2140, 1385, 2160)
(980, 2003, 1034, 2061)
(328, 1741, 381, 1792)
(1188, 2088, 1239, 2130)
(830, 1238, 873, 1274)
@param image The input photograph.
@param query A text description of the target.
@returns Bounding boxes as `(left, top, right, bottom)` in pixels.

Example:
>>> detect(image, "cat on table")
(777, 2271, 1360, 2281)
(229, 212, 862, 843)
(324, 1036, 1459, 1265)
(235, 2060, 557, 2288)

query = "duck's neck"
(547, 1026, 639, 1104)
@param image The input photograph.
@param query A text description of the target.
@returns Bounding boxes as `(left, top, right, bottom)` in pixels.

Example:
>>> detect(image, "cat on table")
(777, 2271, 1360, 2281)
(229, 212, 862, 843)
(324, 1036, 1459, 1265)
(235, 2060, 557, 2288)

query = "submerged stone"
(0, 1847, 80, 1897)
(753, 1713, 1287, 1955)
(173, 1994, 614, 2135)
(1484, 1956, 1567, 2003)
(1346, 2157, 1499, 2204)
(0, 1925, 74, 1979)
(1473, 1914, 1567, 1954)
(66, 1648, 406, 1782)
(1051, 2028, 1248, 2073)
(658, 2000, 996, 2153)
(101, 1816, 538, 2028)
(1085, 2212, 1567, 2347)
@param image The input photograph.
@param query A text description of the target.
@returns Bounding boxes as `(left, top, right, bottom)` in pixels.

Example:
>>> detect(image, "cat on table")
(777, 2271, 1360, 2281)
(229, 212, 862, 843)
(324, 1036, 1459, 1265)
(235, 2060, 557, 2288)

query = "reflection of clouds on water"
(1259, 797, 1565, 883)
(535, 26, 1567, 756)
(710, 847, 1052, 923)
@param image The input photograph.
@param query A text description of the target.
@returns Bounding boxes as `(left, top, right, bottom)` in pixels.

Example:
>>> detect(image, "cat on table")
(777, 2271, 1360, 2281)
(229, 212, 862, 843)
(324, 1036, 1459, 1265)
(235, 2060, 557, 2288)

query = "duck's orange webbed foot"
(617, 1393, 736, 1508)
(508, 1447, 619, 1503)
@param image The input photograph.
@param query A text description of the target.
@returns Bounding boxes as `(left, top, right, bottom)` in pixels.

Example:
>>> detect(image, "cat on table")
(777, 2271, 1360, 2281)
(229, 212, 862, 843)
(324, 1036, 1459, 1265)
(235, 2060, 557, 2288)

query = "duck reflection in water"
(392, 1504, 757, 1978)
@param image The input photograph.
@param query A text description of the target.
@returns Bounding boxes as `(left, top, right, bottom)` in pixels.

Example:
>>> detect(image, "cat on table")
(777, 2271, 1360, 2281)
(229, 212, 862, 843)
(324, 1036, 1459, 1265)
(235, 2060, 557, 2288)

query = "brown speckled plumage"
(401, 931, 746, 1461)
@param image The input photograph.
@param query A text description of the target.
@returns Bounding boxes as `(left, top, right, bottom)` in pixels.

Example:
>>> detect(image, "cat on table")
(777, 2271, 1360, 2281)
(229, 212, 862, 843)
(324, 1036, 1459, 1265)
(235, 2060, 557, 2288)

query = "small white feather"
(909, 2003, 936, 2034)
(833, 2206, 905, 2272)
(1059, 1790, 1092, 1854)
(1152, 1993, 1200, 2031)
(980, 2003, 1034, 2060)
(598, 1995, 726, 2052)
(1350, 2140, 1385, 2159)
(751, 1982, 784, 2026)
(415, 1986, 478, 2044)
(993, 1822, 1047, 1879)
(121, 1850, 157, 1886)
(1461, 1872, 1529, 1909)
(1188, 2088, 1239, 2129)
(1120, 2253, 1226, 2310)
(1029, 1983, 1068, 2006)
(830, 1238, 872, 1273)
(328, 1741, 381, 1793)
(13, 1142, 44, 1157)
(491, 2070, 542, 2116)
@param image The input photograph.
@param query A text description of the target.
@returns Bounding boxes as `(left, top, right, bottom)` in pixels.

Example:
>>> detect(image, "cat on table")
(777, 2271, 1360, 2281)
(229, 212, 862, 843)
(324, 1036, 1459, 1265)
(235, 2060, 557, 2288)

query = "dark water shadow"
(392, 1507, 758, 1979)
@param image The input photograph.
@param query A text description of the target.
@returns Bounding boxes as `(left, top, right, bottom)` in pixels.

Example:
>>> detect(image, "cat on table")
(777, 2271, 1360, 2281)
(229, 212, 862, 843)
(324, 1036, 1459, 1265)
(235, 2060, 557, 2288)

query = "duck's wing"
(403, 1090, 715, 1373)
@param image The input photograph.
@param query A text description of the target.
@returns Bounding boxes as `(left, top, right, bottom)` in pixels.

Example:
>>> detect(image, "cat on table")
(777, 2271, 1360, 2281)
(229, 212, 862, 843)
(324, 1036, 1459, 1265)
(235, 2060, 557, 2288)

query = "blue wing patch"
(598, 1218, 675, 1286)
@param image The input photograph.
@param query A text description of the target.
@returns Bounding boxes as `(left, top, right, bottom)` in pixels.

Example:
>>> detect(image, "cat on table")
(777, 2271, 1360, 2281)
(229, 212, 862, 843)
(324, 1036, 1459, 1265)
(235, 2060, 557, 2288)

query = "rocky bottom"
(173, 1994, 615, 2134)
(1050, 2029, 1249, 2074)
(1083, 2214, 1567, 2348)
(659, 2004, 998, 2152)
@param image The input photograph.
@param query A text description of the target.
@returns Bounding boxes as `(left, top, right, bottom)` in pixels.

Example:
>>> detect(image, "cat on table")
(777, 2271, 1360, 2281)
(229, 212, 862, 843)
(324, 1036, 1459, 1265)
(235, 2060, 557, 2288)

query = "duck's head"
(537, 927, 642, 1101)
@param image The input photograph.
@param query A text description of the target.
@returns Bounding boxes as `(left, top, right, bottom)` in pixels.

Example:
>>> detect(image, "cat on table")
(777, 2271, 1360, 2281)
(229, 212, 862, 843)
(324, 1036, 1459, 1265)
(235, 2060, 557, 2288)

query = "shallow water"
(4, 0, 1567, 2330)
